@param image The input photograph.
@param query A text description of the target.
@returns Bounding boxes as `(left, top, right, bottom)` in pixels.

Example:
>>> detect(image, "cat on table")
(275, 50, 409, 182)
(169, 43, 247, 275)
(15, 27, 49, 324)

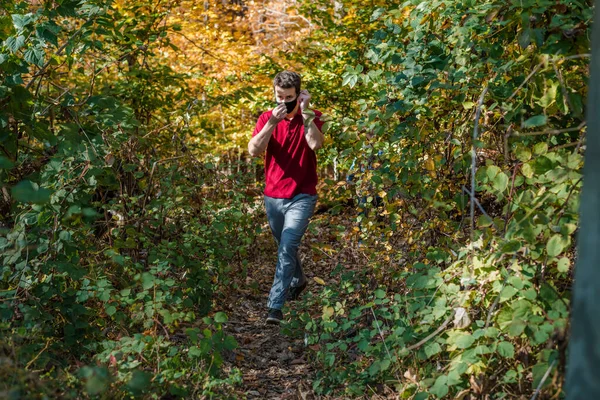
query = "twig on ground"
(531, 359, 558, 400)
(404, 316, 452, 352)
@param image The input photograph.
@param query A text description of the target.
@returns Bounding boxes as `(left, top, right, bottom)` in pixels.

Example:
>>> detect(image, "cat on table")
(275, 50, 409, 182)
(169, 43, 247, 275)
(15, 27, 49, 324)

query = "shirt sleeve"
(252, 112, 269, 137)
(312, 110, 324, 133)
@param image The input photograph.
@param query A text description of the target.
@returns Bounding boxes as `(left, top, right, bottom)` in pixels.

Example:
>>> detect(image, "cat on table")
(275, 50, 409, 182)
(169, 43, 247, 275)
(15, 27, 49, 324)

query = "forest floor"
(216, 201, 370, 399)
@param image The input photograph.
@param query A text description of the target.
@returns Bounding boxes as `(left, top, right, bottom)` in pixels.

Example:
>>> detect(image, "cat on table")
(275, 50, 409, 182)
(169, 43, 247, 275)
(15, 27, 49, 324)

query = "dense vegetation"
(0, 0, 592, 398)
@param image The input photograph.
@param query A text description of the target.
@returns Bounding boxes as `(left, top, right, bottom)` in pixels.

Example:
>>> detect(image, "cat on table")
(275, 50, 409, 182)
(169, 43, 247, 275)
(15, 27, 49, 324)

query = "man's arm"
(297, 89, 324, 151)
(248, 104, 286, 157)
(302, 110, 324, 151)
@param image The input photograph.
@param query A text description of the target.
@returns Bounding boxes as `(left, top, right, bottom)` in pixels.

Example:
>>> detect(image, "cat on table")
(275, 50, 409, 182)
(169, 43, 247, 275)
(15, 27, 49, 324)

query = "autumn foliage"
(0, 0, 591, 398)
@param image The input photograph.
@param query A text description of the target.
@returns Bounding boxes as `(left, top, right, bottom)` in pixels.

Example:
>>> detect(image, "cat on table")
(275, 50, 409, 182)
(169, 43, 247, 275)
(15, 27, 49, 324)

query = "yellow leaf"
(424, 158, 435, 171)
(322, 306, 334, 319)
(313, 277, 326, 285)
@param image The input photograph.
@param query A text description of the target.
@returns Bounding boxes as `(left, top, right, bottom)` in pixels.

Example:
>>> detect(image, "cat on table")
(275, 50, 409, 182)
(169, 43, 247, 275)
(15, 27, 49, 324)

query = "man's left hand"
(298, 89, 311, 112)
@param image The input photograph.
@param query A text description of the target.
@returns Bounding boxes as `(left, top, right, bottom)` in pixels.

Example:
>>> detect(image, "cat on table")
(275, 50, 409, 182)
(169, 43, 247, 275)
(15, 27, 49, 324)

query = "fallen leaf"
(313, 277, 326, 285)
(404, 368, 417, 383)
(453, 307, 471, 329)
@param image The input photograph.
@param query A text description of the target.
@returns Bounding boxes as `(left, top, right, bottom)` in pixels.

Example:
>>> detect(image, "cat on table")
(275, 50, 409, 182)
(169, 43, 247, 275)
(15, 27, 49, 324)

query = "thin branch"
(263, 7, 314, 29)
(552, 61, 573, 113)
(553, 140, 585, 151)
(531, 359, 557, 400)
(511, 122, 586, 137)
(25, 339, 53, 369)
(370, 307, 401, 382)
(141, 156, 186, 211)
(507, 61, 544, 102)
(503, 125, 513, 160)
(404, 316, 452, 352)
(462, 186, 499, 231)
(557, 53, 591, 61)
(553, 177, 583, 225)
(169, 31, 227, 63)
(485, 282, 504, 329)
(26, 18, 94, 90)
(470, 85, 489, 242)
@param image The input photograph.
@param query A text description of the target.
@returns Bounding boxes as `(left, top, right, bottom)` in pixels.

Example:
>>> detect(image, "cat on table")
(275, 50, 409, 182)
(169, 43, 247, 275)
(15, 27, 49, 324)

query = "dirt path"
(217, 222, 321, 399)
(223, 294, 314, 399)
(215, 206, 355, 400)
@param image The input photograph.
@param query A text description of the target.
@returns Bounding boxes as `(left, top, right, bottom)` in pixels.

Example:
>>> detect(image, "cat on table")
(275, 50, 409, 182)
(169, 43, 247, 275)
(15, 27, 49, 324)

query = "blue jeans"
(264, 193, 317, 310)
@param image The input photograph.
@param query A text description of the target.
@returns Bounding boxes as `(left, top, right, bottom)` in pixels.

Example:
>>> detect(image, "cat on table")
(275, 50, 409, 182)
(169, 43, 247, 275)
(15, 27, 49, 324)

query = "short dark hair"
(273, 71, 301, 95)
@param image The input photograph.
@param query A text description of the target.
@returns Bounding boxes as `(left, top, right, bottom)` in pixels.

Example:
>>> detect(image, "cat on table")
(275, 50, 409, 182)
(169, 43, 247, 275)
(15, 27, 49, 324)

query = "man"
(248, 71, 325, 324)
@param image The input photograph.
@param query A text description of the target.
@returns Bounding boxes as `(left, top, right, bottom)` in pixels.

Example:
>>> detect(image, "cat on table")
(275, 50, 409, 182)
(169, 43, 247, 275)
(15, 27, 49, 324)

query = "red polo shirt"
(252, 109, 324, 199)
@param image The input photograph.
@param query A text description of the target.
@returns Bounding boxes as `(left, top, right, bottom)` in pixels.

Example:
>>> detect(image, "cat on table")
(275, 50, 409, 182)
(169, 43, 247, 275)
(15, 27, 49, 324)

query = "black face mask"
(276, 97, 298, 114)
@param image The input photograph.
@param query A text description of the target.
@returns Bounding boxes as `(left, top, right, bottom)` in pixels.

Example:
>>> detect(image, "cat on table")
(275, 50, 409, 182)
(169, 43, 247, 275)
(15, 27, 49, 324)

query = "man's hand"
(298, 89, 311, 112)
(270, 104, 287, 122)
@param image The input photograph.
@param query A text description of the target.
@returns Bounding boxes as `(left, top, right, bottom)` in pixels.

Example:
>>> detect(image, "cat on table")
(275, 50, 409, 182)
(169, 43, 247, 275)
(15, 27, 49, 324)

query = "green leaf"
(214, 312, 228, 323)
(497, 341, 515, 358)
(82, 366, 110, 396)
(533, 142, 548, 155)
(500, 286, 518, 302)
(11, 180, 52, 204)
(515, 147, 531, 162)
(521, 163, 534, 178)
(453, 333, 476, 349)
(424, 342, 442, 358)
(0, 156, 15, 169)
(501, 240, 521, 254)
(492, 171, 509, 192)
(126, 370, 151, 395)
(105, 305, 116, 316)
(36, 23, 60, 47)
(556, 257, 570, 273)
(523, 115, 547, 128)
(538, 81, 558, 108)
(375, 288, 386, 298)
(188, 346, 203, 358)
(486, 165, 500, 180)
(223, 335, 237, 351)
(141, 272, 154, 290)
(508, 320, 526, 337)
(477, 214, 493, 227)
(508, 276, 524, 290)
(369, 360, 381, 376)
(4, 35, 26, 53)
(430, 375, 449, 398)
(547, 234, 567, 257)
(12, 14, 34, 31)
(0, 53, 8, 65)
(518, 29, 531, 48)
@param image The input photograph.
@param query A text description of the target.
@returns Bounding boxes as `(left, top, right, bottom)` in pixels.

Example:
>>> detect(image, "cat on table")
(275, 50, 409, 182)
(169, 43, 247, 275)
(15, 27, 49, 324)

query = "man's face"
(274, 86, 297, 104)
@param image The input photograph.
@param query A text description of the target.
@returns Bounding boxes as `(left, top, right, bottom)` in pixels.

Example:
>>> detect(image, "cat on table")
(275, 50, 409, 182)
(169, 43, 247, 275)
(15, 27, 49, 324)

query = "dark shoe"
(288, 281, 308, 301)
(266, 308, 283, 324)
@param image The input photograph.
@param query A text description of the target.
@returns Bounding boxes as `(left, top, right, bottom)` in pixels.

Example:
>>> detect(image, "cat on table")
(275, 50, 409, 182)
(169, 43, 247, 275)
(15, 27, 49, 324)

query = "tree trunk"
(566, 1, 600, 398)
